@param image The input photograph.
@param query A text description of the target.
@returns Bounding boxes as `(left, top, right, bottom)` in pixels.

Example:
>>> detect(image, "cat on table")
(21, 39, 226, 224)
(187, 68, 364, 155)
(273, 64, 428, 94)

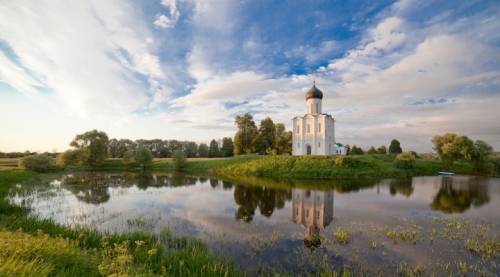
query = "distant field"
(0, 158, 19, 170)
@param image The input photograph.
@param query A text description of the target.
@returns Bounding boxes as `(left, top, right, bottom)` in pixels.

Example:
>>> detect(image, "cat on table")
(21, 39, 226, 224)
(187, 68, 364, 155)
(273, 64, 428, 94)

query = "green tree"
(208, 139, 220, 158)
(221, 137, 234, 157)
(172, 150, 187, 171)
(70, 130, 109, 167)
(432, 133, 474, 167)
(275, 123, 292, 155)
(377, 145, 387, 154)
(184, 141, 198, 158)
(389, 139, 403, 154)
(471, 140, 494, 173)
(234, 113, 258, 155)
(135, 145, 153, 171)
(254, 117, 276, 155)
(198, 143, 209, 157)
(367, 146, 377, 154)
(350, 145, 364, 155)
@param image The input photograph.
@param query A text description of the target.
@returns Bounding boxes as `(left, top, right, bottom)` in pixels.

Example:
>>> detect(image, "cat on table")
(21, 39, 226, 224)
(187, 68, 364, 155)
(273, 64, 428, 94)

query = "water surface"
(9, 173, 500, 275)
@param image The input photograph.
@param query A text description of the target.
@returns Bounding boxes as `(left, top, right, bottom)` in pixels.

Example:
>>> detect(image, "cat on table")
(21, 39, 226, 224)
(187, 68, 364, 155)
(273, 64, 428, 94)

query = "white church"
(292, 83, 345, 156)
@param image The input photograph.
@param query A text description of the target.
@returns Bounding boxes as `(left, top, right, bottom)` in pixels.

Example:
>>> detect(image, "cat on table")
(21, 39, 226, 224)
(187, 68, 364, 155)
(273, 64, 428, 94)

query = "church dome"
(305, 84, 323, 100)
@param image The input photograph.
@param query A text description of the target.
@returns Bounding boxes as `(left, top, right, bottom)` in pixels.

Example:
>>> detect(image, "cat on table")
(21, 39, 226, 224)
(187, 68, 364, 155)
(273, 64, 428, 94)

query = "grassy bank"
(0, 170, 239, 276)
(63, 155, 261, 175)
(212, 154, 494, 180)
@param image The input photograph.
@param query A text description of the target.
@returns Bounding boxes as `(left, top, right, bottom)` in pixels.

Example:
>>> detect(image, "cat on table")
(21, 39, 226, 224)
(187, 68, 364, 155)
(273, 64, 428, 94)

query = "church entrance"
(306, 145, 311, 155)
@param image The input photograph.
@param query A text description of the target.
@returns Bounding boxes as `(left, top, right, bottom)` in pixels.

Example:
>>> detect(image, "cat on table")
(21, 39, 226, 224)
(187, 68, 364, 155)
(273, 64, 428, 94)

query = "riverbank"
(4, 154, 497, 179)
(0, 170, 239, 276)
(212, 154, 498, 179)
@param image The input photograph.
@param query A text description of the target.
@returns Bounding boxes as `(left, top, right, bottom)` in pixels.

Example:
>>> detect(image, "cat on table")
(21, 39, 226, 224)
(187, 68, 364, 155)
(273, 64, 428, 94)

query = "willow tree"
(69, 129, 109, 167)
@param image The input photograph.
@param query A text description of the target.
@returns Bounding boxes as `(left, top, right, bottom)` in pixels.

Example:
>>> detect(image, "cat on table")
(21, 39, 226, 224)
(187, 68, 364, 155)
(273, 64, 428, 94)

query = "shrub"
(123, 150, 135, 166)
(19, 154, 57, 172)
(334, 156, 368, 168)
(57, 149, 83, 167)
(334, 228, 350, 244)
(172, 150, 187, 171)
(394, 152, 416, 169)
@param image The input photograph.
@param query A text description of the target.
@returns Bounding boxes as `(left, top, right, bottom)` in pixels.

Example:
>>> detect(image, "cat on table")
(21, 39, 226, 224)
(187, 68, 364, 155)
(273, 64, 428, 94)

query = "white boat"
(438, 171, 455, 176)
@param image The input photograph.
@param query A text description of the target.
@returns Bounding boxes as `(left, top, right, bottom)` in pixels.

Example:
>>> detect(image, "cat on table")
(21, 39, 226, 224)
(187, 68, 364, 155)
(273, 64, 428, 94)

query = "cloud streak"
(0, 0, 499, 152)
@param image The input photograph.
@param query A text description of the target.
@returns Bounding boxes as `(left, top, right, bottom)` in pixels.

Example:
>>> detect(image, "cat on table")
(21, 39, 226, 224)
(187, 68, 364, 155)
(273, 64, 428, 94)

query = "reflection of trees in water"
(233, 185, 291, 222)
(388, 179, 414, 197)
(431, 177, 490, 213)
(63, 174, 112, 205)
(61, 173, 200, 204)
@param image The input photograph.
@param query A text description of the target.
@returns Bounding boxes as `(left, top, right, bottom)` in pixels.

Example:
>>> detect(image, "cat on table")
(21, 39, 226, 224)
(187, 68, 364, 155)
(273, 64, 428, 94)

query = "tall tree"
(389, 139, 403, 154)
(234, 113, 258, 155)
(275, 123, 292, 155)
(254, 117, 276, 155)
(198, 143, 209, 157)
(70, 130, 109, 167)
(367, 146, 377, 154)
(221, 137, 234, 157)
(208, 139, 220, 158)
(184, 141, 198, 158)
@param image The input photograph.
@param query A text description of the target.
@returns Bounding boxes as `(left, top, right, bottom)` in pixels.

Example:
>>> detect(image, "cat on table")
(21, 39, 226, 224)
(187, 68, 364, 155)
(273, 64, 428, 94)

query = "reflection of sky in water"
(8, 174, 500, 275)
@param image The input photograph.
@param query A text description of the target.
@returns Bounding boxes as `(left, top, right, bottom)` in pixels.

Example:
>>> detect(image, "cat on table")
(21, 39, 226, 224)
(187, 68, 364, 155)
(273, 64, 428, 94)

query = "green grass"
(0, 170, 239, 276)
(213, 154, 494, 180)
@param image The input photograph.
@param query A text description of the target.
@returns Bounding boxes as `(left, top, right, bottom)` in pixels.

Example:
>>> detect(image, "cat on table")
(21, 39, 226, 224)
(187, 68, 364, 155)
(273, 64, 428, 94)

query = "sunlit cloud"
(0, 0, 499, 152)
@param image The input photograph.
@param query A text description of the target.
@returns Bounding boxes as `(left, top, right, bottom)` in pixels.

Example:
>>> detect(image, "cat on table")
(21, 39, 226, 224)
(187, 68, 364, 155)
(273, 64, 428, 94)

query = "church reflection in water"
(292, 189, 334, 248)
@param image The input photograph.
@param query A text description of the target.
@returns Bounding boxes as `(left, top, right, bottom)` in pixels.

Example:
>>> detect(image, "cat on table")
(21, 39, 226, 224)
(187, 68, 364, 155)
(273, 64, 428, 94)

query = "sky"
(1, 0, 499, 152)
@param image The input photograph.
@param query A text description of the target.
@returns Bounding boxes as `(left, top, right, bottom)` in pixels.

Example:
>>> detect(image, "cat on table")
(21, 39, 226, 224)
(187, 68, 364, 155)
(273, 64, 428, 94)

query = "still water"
(8, 173, 500, 275)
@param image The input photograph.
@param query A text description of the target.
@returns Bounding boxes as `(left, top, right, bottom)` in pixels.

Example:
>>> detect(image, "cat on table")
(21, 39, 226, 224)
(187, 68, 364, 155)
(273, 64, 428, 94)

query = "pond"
(8, 173, 500, 275)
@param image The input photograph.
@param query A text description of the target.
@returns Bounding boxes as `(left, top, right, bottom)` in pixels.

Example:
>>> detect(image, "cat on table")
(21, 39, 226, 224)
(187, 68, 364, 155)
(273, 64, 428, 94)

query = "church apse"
(292, 189, 334, 248)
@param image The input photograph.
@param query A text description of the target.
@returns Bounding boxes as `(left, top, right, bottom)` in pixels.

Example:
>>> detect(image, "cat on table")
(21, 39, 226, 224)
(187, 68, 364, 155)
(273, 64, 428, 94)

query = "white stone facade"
(292, 85, 336, 156)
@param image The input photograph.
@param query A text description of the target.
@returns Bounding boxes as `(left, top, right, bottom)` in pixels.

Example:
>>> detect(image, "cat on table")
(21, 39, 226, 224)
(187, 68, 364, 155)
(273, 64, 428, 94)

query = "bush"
(394, 152, 416, 169)
(172, 150, 187, 171)
(123, 150, 135, 166)
(334, 156, 368, 168)
(19, 154, 57, 172)
(57, 149, 83, 167)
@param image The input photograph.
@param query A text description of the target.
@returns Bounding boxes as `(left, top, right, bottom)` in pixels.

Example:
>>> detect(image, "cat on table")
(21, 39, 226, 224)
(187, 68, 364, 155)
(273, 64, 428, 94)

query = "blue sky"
(1, 0, 499, 152)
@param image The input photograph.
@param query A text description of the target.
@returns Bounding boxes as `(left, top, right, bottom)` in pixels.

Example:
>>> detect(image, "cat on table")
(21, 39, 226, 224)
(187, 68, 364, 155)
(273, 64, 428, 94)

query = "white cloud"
(0, 0, 169, 117)
(154, 0, 180, 29)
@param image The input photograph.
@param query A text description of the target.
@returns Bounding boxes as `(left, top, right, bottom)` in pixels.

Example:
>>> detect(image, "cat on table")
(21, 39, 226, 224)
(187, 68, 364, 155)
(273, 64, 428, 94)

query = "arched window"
(318, 123, 321, 132)
(316, 103, 319, 113)
(307, 124, 310, 133)
(318, 142, 320, 147)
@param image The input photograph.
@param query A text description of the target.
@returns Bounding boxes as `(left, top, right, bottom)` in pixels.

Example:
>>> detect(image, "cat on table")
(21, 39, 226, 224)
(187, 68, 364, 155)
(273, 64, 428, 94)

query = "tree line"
(233, 113, 292, 155)
(107, 137, 234, 159)
(55, 130, 234, 169)
(346, 139, 403, 155)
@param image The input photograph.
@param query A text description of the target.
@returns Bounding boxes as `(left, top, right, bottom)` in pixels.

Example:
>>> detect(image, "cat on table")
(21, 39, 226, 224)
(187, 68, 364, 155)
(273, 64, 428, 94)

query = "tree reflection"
(431, 177, 490, 213)
(233, 185, 291, 222)
(388, 179, 414, 197)
(63, 173, 111, 205)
